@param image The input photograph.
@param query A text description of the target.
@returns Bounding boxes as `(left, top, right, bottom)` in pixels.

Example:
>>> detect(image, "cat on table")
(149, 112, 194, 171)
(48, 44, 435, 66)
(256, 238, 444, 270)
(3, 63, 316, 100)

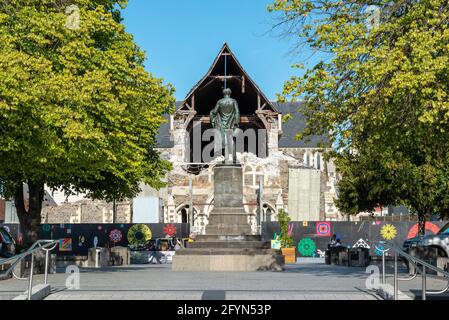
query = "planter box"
(281, 248, 296, 264)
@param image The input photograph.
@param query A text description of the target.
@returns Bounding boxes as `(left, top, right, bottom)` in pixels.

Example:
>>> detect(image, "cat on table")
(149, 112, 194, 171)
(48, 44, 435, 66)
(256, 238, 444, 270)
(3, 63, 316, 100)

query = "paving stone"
(3, 263, 440, 300)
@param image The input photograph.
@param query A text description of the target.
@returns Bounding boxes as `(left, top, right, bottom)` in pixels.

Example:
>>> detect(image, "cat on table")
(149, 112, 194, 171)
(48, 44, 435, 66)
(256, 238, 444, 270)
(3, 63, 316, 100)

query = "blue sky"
(121, 0, 309, 101)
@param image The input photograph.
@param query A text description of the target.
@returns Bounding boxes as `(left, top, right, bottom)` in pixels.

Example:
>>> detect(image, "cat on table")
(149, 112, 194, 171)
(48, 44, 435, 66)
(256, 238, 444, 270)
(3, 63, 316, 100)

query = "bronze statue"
(210, 88, 240, 163)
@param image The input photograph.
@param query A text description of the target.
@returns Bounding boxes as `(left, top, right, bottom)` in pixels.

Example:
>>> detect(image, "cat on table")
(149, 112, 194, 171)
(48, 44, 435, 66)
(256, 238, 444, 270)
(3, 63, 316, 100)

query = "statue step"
(196, 235, 262, 241)
(175, 248, 280, 256)
(187, 241, 271, 249)
(205, 224, 253, 236)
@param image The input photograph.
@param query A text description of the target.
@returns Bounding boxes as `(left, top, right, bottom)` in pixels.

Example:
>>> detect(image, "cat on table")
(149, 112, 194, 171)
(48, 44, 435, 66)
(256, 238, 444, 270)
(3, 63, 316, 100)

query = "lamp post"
(189, 176, 194, 229)
(257, 176, 264, 235)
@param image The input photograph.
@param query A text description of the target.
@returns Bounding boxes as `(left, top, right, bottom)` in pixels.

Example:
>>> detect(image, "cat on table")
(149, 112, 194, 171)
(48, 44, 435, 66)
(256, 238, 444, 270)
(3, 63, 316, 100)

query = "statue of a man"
(210, 88, 240, 163)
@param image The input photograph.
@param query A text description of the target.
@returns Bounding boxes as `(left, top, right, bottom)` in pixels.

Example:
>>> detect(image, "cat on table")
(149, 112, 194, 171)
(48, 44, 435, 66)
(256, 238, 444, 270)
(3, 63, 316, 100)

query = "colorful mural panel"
(316, 222, 331, 237)
(163, 224, 177, 237)
(380, 224, 397, 240)
(263, 220, 447, 257)
(59, 238, 72, 251)
(298, 238, 316, 257)
(407, 222, 440, 239)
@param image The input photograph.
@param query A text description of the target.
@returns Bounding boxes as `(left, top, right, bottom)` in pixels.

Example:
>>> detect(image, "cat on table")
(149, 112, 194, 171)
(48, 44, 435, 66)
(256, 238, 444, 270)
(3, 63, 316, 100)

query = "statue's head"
(223, 88, 232, 97)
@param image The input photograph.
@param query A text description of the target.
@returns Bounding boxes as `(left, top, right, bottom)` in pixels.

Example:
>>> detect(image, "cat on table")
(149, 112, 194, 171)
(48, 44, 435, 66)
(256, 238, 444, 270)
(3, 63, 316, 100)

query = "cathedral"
(153, 43, 343, 234)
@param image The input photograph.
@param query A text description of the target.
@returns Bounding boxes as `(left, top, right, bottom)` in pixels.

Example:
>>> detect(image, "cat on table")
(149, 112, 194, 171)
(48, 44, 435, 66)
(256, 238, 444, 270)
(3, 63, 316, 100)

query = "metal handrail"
(378, 241, 449, 300)
(0, 240, 57, 300)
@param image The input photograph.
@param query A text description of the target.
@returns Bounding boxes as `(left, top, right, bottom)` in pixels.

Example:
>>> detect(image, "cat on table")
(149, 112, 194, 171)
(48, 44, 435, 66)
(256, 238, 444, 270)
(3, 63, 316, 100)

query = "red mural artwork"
(163, 224, 177, 237)
(316, 222, 331, 237)
(407, 222, 440, 239)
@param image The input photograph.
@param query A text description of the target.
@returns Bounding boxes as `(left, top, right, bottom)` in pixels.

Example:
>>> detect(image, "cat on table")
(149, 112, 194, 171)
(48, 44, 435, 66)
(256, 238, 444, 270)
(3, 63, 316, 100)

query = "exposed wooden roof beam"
(209, 75, 241, 80)
(195, 116, 261, 124)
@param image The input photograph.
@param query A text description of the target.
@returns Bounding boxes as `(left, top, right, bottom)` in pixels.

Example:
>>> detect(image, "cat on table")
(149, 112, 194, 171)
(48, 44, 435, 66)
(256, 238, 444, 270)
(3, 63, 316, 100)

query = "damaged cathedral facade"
(155, 44, 343, 234)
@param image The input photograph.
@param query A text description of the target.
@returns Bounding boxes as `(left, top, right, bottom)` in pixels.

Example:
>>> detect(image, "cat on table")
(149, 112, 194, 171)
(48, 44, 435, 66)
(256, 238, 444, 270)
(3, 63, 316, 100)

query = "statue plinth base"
(172, 164, 284, 272)
(206, 164, 251, 236)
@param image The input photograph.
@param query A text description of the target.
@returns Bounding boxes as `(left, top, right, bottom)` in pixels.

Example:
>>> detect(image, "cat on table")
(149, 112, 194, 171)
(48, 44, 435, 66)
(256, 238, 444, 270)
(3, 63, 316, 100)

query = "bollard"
(393, 253, 398, 300)
(422, 265, 426, 300)
(95, 248, 101, 268)
(44, 250, 49, 285)
(28, 253, 35, 300)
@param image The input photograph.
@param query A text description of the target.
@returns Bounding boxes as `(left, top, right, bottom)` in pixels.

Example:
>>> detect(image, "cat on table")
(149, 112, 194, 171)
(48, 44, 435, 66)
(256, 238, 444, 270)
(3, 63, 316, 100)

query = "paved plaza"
(2, 262, 448, 300)
(0, 263, 380, 300)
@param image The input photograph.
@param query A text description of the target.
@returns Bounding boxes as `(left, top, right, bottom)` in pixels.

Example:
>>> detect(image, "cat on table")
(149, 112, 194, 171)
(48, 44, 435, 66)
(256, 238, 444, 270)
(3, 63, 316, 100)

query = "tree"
(269, 0, 449, 235)
(277, 209, 294, 248)
(0, 0, 175, 244)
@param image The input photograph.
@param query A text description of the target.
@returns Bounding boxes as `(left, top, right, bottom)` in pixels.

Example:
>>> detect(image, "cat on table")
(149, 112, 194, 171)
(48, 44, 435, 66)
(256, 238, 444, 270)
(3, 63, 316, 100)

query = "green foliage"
(269, 0, 449, 220)
(277, 209, 294, 248)
(0, 0, 175, 203)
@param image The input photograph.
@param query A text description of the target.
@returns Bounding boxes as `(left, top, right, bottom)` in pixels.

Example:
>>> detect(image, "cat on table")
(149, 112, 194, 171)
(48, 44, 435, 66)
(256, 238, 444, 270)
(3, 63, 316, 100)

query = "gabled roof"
(274, 102, 329, 148)
(177, 43, 278, 115)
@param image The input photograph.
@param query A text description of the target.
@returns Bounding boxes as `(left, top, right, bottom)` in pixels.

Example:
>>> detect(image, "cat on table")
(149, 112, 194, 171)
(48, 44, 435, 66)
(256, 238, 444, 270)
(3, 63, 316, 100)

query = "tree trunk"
(418, 208, 427, 237)
(14, 181, 44, 246)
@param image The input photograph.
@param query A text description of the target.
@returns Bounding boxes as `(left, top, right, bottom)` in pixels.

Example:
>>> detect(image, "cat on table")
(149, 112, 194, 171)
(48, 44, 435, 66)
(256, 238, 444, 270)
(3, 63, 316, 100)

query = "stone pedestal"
(172, 164, 284, 272)
(206, 164, 252, 236)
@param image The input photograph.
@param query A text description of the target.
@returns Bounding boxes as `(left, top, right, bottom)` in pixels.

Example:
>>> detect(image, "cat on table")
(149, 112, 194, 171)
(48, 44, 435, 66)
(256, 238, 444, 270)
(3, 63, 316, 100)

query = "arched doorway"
(181, 208, 188, 223)
(263, 203, 276, 222)
(176, 205, 200, 226)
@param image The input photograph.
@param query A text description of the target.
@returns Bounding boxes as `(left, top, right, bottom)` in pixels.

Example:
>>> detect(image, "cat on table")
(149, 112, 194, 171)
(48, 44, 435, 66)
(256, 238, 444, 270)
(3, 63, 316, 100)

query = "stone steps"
(187, 241, 271, 249)
(196, 235, 262, 241)
(175, 248, 279, 256)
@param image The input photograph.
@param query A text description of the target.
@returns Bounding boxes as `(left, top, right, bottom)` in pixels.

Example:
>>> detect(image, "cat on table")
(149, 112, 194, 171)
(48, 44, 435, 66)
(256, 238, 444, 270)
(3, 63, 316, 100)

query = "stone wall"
(41, 200, 132, 224)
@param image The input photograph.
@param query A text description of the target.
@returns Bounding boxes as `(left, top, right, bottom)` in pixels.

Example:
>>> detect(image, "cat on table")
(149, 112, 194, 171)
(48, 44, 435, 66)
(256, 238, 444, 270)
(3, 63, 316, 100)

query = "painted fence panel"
(3, 221, 447, 258)
(263, 221, 448, 257)
(3, 223, 190, 256)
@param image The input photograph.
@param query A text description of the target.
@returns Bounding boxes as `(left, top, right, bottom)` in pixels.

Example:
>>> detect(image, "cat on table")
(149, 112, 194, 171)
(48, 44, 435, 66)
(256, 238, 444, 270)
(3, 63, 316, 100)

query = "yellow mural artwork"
(380, 224, 397, 240)
(127, 224, 152, 246)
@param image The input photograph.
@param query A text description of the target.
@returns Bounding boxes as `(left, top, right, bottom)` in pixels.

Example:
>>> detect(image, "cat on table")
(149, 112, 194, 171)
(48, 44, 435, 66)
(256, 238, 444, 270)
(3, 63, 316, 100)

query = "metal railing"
(0, 240, 57, 300)
(378, 241, 449, 300)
